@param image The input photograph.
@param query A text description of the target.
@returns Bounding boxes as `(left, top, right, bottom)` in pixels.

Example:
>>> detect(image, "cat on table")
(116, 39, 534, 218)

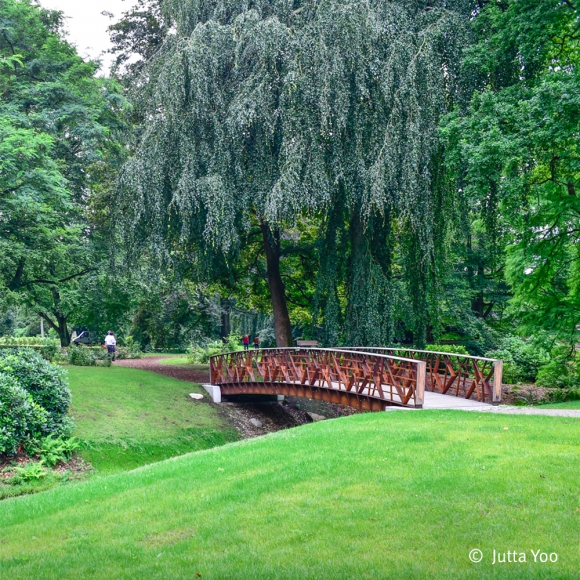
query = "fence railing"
(336, 347, 502, 405)
(210, 348, 427, 409)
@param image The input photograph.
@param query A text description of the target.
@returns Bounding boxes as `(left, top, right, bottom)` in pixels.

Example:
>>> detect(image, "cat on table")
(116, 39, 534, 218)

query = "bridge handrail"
(210, 347, 427, 408)
(212, 346, 427, 365)
(336, 347, 502, 404)
(337, 346, 499, 363)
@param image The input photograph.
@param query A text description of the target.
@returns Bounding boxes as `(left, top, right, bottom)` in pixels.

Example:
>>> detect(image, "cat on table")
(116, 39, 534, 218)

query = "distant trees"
(3, 0, 576, 362)
(0, 0, 128, 345)
(442, 0, 580, 349)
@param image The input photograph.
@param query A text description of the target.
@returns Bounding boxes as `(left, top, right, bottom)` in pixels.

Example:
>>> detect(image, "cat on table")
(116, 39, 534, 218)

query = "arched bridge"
(208, 348, 503, 410)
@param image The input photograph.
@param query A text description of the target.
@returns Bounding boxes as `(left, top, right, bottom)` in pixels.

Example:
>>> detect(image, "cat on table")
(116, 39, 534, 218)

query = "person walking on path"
(104, 331, 117, 361)
(254, 335, 260, 349)
(243, 334, 250, 351)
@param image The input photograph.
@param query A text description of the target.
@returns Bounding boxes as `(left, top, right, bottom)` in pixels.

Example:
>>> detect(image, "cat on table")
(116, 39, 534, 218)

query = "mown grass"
(68, 366, 238, 474)
(537, 400, 580, 409)
(0, 411, 578, 579)
(158, 357, 206, 368)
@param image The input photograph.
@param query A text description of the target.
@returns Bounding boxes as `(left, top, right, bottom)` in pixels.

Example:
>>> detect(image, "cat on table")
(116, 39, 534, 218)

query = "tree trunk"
(260, 221, 294, 347)
(56, 316, 71, 347)
(40, 311, 70, 347)
(220, 298, 231, 339)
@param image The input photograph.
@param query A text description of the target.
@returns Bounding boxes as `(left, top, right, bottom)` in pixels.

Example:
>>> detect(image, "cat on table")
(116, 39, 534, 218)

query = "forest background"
(1, 0, 579, 388)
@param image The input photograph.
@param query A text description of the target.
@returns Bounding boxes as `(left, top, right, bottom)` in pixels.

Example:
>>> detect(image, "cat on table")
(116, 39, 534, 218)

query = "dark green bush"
(425, 344, 470, 356)
(485, 336, 549, 384)
(0, 349, 71, 435)
(0, 338, 60, 362)
(536, 357, 580, 389)
(542, 387, 580, 403)
(68, 346, 97, 366)
(66, 346, 112, 367)
(0, 372, 48, 455)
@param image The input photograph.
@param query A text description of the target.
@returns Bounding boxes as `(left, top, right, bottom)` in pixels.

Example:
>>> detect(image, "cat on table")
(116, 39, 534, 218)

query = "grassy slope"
(1, 411, 578, 579)
(68, 366, 237, 473)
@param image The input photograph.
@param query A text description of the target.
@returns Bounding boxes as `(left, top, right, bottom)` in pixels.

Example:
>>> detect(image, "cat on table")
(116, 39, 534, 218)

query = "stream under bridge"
(205, 347, 503, 411)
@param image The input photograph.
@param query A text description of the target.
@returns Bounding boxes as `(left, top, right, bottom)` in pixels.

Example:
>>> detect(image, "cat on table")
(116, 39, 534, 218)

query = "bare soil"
(501, 383, 554, 405)
(0, 453, 92, 482)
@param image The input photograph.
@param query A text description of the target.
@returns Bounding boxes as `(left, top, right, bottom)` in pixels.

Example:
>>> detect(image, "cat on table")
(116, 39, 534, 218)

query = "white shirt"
(104, 335, 116, 346)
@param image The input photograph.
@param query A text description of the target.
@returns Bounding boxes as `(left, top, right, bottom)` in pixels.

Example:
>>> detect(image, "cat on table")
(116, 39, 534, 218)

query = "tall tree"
(119, 0, 469, 347)
(0, 0, 128, 345)
(441, 0, 580, 348)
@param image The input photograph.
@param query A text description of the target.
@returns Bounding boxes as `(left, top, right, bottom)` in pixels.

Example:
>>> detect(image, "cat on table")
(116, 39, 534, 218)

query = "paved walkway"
(461, 406, 580, 418)
(421, 391, 492, 410)
(387, 391, 580, 417)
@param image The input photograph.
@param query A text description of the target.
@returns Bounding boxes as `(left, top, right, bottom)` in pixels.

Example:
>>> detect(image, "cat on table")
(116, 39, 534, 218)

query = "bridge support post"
(202, 384, 222, 403)
(493, 361, 503, 406)
(415, 361, 426, 408)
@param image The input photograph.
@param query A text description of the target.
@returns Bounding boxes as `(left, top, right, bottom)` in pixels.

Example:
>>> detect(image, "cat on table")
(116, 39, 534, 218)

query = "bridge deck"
(422, 391, 492, 409)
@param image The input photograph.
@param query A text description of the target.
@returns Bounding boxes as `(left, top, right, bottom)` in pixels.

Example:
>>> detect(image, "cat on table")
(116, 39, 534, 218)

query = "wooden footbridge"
(208, 347, 503, 410)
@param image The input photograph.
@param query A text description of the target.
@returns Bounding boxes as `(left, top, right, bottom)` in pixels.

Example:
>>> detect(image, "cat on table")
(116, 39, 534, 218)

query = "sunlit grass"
(158, 357, 207, 369)
(1, 411, 578, 579)
(536, 400, 580, 409)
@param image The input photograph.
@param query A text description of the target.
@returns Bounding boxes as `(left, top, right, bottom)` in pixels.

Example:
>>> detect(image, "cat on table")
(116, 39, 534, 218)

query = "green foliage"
(0, 0, 129, 346)
(441, 0, 580, 358)
(34, 434, 80, 468)
(0, 337, 60, 361)
(536, 345, 580, 389)
(107, 0, 167, 80)
(0, 372, 47, 455)
(0, 349, 71, 435)
(129, 282, 219, 350)
(11, 461, 48, 483)
(120, 0, 471, 347)
(187, 334, 243, 364)
(485, 336, 549, 384)
(425, 344, 470, 356)
(66, 347, 112, 367)
(542, 387, 580, 404)
(114, 339, 142, 360)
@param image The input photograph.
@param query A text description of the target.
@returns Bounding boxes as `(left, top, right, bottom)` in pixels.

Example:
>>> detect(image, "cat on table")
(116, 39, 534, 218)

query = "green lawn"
(158, 357, 207, 368)
(1, 411, 578, 579)
(536, 400, 580, 409)
(68, 366, 237, 473)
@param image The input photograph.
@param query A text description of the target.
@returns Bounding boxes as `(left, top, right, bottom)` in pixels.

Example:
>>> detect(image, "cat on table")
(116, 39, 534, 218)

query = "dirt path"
(113, 356, 359, 439)
(114, 356, 210, 383)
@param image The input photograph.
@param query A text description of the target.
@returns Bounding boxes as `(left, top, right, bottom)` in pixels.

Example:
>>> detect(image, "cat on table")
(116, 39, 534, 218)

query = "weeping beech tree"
(119, 0, 469, 347)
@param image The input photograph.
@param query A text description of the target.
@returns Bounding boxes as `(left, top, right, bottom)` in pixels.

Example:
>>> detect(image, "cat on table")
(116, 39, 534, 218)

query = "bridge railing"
(210, 348, 427, 409)
(336, 347, 502, 405)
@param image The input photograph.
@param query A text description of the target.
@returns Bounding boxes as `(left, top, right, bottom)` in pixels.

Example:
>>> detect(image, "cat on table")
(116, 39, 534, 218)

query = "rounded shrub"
(0, 349, 71, 435)
(485, 336, 549, 384)
(425, 344, 470, 356)
(0, 372, 48, 455)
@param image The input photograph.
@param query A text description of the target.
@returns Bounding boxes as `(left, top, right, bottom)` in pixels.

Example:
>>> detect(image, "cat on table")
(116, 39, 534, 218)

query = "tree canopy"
(119, 0, 470, 346)
(0, 0, 128, 345)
